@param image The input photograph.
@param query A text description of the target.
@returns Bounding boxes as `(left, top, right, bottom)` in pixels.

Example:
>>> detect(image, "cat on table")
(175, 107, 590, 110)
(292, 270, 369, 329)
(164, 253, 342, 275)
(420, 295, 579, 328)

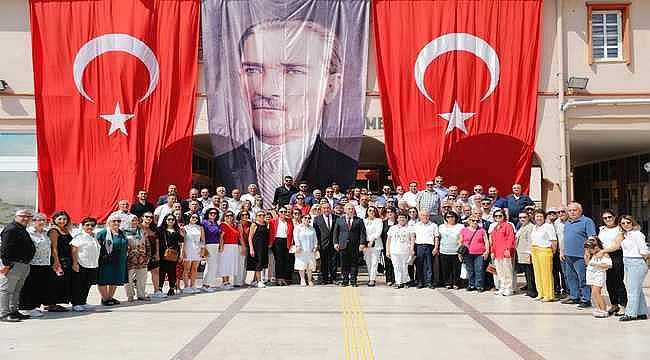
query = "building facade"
(1, 0, 649, 227)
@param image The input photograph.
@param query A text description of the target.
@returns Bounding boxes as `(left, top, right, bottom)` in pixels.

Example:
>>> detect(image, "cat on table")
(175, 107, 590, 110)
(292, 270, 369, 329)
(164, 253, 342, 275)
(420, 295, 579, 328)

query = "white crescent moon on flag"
(414, 33, 500, 102)
(73, 33, 159, 103)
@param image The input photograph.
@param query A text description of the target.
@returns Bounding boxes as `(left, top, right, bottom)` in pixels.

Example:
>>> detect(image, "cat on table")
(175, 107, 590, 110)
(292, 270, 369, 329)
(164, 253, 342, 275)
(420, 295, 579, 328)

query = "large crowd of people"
(1, 176, 648, 323)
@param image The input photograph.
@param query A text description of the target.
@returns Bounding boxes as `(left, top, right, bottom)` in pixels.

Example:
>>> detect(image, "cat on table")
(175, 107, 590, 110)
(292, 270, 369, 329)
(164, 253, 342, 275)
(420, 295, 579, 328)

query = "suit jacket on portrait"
(313, 213, 339, 249)
(333, 216, 367, 250)
(213, 136, 358, 193)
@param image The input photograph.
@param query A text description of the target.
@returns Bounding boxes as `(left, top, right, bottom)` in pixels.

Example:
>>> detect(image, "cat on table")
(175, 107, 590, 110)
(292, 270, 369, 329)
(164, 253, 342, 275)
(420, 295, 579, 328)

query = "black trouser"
(71, 266, 98, 306)
(272, 238, 291, 281)
(415, 244, 434, 285)
(483, 255, 495, 289)
(159, 260, 177, 291)
(606, 250, 627, 307)
(19, 265, 51, 310)
(552, 251, 566, 294)
(521, 263, 537, 297)
(340, 245, 359, 284)
(383, 250, 395, 284)
(319, 245, 337, 283)
(440, 254, 461, 287)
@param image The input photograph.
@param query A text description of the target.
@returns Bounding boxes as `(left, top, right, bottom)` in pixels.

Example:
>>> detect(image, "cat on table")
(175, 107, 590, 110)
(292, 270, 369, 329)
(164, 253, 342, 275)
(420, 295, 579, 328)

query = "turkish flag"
(373, 0, 542, 194)
(30, 0, 199, 221)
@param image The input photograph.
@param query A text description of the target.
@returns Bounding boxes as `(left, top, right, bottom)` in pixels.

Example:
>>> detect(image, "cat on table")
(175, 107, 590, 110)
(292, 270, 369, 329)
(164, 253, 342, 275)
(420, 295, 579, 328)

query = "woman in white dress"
(182, 214, 205, 294)
(293, 215, 318, 286)
(386, 212, 414, 288)
(363, 206, 383, 287)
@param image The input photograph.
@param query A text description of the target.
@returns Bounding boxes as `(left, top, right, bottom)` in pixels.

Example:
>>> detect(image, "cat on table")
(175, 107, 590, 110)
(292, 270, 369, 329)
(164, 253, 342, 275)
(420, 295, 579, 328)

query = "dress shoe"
(576, 302, 591, 310)
(619, 315, 637, 322)
(416, 283, 425, 289)
(637, 314, 648, 320)
(11, 311, 30, 320)
(341, 282, 349, 287)
(466, 287, 476, 291)
(351, 283, 358, 287)
(428, 284, 436, 289)
(0, 314, 22, 322)
(367, 281, 375, 287)
(561, 298, 580, 305)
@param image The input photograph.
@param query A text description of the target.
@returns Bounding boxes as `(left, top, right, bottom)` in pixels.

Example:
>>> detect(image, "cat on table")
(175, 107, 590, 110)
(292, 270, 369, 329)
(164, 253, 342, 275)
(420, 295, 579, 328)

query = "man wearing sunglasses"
(273, 176, 298, 208)
(0, 209, 35, 322)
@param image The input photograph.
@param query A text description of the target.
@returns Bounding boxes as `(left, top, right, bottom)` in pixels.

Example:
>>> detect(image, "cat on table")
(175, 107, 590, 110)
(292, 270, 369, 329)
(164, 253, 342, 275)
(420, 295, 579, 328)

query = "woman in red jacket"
(489, 209, 516, 296)
(267, 208, 294, 286)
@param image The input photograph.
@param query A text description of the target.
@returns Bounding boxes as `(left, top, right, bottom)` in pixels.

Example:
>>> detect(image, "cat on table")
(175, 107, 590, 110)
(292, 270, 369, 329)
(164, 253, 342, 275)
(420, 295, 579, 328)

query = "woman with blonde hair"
(617, 215, 649, 321)
(96, 214, 129, 305)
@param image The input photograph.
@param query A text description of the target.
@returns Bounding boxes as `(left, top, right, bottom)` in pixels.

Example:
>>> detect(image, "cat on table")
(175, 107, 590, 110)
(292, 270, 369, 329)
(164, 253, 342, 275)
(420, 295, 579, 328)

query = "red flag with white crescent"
(373, 0, 542, 193)
(29, 0, 199, 221)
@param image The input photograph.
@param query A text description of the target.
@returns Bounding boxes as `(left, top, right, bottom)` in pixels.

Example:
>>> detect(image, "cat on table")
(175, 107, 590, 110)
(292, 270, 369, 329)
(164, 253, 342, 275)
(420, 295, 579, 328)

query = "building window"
(0, 131, 38, 225)
(587, 3, 631, 64)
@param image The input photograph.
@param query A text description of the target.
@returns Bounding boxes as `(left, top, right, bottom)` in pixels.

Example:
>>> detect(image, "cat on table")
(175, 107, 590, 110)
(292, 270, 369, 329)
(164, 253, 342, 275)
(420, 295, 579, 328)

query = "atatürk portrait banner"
(202, 0, 369, 204)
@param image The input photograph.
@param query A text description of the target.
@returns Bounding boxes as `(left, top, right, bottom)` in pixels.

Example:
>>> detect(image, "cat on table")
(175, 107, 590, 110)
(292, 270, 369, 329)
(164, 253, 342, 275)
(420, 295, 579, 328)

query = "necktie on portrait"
(347, 217, 352, 230)
(259, 145, 282, 206)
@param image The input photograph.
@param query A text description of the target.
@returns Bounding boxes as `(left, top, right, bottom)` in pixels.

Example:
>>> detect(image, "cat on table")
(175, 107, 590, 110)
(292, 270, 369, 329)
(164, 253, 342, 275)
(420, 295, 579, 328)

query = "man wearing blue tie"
(333, 204, 367, 287)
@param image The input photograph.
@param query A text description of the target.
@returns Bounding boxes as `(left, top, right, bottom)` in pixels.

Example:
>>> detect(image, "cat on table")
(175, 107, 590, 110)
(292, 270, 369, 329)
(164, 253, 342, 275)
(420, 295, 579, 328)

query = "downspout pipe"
(556, 0, 569, 205)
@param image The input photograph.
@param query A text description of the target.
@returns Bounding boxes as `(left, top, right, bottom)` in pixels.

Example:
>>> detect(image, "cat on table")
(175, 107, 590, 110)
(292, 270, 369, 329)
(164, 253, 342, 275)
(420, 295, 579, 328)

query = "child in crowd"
(585, 237, 612, 318)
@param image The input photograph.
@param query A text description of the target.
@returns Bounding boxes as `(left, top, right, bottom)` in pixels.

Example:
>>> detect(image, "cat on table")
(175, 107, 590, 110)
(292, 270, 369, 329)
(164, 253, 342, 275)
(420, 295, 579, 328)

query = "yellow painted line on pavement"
(341, 288, 374, 360)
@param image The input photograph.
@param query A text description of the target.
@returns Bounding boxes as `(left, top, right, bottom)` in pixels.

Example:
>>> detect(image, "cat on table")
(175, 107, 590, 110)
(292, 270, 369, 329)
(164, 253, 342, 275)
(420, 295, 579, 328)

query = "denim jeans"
(415, 244, 434, 285)
(465, 254, 484, 289)
(623, 257, 648, 317)
(564, 256, 590, 302)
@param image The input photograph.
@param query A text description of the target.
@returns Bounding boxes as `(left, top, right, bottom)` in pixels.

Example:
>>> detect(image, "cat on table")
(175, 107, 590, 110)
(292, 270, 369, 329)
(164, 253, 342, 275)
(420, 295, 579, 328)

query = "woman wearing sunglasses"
(293, 214, 318, 286)
(201, 209, 222, 293)
(247, 211, 269, 288)
(595, 210, 626, 316)
(218, 211, 243, 290)
(157, 214, 183, 296)
(141, 212, 164, 299)
(489, 209, 516, 296)
(617, 215, 649, 321)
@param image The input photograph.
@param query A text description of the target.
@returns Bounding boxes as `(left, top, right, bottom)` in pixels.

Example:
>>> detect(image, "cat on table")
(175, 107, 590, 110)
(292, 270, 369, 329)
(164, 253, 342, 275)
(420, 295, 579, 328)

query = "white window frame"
(591, 10, 623, 62)
(0, 130, 38, 211)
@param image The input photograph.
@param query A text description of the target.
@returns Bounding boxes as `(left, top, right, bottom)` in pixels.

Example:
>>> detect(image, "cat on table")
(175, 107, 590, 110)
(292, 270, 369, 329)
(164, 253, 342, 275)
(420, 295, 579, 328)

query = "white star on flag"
(437, 101, 475, 134)
(100, 102, 134, 136)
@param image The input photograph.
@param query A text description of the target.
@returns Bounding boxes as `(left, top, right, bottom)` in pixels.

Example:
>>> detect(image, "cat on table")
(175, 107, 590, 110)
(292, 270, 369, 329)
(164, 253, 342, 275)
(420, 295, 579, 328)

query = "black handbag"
(457, 228, 478, 257)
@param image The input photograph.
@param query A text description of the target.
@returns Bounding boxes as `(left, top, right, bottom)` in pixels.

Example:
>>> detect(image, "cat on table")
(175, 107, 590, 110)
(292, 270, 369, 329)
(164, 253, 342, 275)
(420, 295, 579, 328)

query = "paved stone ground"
(1, 274, 649, 360)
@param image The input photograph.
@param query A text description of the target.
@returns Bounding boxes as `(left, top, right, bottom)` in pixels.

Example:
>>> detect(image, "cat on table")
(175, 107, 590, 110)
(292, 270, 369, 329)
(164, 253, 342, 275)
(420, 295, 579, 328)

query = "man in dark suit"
(212, 19, 360, 202)
(333, 204, 367, 287)
(273, 176, 298, 208)
(313, 202, 339, 284)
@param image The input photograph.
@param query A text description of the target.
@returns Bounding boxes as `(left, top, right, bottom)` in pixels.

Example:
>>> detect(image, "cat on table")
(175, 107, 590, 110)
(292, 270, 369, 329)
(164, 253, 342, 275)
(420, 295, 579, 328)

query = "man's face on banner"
(240, 24, 341, 145)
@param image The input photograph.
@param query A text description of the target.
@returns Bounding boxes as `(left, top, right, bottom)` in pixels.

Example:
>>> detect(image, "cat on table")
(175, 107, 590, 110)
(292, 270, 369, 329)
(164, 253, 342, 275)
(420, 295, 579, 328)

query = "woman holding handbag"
(460, 216, 489, 292)
(157, 214, 183, 296)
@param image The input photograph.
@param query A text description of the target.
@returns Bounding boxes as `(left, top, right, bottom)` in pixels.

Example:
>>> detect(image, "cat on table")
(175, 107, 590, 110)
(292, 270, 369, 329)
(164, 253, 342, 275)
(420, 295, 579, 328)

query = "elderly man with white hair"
(110, 199, 137, 231)
(560, 202, 596, 309)
(333, 203, 367, 287)
(0, 209, 35, 322)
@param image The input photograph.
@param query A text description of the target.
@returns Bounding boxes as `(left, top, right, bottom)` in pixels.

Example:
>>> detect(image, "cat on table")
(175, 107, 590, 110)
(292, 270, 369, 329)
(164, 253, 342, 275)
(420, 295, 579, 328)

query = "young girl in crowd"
(182, 214, 205, 294)
(584, 237, 612, 318)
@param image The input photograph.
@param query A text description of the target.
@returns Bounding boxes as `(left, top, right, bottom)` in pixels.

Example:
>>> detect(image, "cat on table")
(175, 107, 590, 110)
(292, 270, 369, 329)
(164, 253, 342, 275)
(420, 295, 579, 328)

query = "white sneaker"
(29, 309, 44, 317)
(224, 284, 234, 290)
(494, 290, 503, 296)
(502, 289, 513, 296)
(202, 286, 217, 293)
(256, 281, 266, 288)
(72, 305, 86, 312)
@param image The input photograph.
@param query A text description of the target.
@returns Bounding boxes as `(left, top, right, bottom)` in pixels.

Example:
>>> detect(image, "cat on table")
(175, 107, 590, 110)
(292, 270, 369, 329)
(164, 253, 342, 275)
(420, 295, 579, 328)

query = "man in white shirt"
(323, 187, 336, 208)
(550, 205, 569, 298)
(228, 188, 243, 213)
(199, 188, 212, 210)
(241, 183, 258, 206)
(401, 181, 419, 208)
(331, 183, 344, 200)
(467, 184, 484, 209)
(411, 209, 439, 288)
(355, 195, 370, 219)
(110, 200, 137, 231)
(154, 194, 177, 226)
